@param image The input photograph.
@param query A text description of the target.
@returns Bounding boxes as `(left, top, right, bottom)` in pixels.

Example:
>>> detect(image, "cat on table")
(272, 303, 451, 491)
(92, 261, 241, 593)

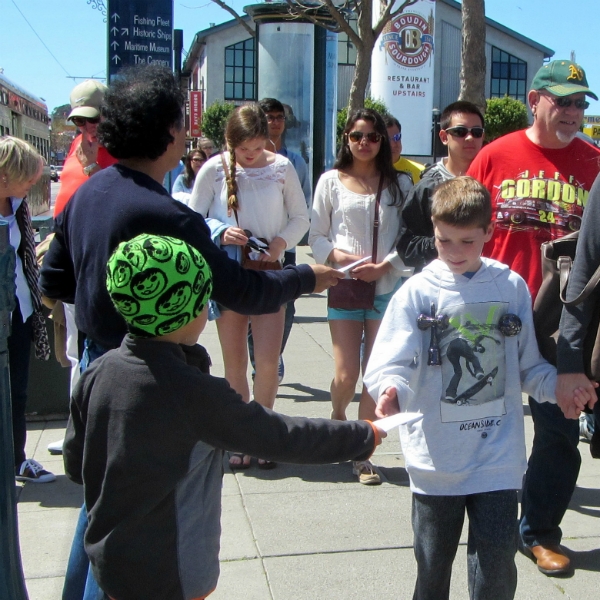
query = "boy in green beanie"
(64, 233, 384, 600)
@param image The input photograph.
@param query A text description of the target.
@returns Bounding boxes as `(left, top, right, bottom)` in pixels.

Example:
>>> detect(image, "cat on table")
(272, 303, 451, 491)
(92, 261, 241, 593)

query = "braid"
(226, 149, 239, 212)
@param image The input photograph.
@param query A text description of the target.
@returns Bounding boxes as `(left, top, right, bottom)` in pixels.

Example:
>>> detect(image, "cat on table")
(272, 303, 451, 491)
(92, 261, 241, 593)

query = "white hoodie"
(364, 257, 556, 496)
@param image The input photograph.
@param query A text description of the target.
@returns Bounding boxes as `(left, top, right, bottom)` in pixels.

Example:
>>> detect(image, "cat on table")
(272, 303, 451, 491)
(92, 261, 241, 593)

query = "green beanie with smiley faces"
(106, 233, 213, 337)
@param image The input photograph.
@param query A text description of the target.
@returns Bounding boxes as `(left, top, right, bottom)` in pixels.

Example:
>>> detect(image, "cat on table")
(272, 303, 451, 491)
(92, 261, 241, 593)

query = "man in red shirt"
(468, 60, 600, 576)
(53, 80, 117, 216)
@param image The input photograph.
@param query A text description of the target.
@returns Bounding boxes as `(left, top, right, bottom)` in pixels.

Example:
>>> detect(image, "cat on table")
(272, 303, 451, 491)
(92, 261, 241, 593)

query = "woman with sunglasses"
(54, 80, 117, 217)
(309, 108, 412, 485)
(189, 103, 309, 470)
(172, 148, 207, 201)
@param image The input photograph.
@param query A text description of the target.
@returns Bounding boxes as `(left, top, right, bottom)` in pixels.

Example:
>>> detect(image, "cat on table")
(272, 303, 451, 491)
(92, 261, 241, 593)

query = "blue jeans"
(519, 397, 581, 548)
(412, 490, 518, 600)
(62, 338, 111, 600)
(8, 304, 32, 469)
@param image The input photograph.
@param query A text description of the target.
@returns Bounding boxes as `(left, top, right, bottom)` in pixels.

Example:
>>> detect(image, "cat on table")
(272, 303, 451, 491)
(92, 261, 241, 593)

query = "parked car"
(50, 166, 63, 182)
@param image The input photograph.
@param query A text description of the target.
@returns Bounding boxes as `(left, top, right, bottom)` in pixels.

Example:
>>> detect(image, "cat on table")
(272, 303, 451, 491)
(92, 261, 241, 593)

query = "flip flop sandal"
(257, 459, 277, 470)
(229, 453, 251, 470)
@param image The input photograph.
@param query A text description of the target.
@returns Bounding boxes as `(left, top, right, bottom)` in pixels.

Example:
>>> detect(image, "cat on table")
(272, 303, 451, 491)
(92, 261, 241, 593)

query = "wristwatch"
(83, 162, 99, 176)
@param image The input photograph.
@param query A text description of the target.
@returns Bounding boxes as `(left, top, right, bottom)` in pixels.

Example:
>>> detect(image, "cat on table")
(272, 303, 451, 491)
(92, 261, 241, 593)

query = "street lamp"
(432, 107, 441, 164)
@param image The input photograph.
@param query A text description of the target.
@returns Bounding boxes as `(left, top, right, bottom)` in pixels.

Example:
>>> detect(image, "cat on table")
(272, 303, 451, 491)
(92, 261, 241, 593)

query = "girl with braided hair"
(189, 103, 309, 470)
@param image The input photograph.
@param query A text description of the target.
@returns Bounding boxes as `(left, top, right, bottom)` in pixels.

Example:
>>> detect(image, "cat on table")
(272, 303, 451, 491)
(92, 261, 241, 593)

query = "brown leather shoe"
(528, 545, 572, 576)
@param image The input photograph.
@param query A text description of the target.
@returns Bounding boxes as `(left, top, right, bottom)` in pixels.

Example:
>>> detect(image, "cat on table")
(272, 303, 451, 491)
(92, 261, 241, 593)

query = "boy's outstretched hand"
(375, 386, 400, 419)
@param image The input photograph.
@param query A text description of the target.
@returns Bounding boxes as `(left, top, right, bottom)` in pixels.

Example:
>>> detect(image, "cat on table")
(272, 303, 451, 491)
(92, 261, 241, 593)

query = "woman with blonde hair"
(189, 103, 309, 469)
(0, 136, 52, 482)
(309, 108, 412, 485)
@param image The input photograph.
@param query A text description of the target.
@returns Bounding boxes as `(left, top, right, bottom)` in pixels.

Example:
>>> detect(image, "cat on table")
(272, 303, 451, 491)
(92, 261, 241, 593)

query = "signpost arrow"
(111, 55, 121, 64)
(111, 41, 119, 50)
(121, 28, 129, 36)
(111, 12, 120, 22)
(111, 26, 118, 35)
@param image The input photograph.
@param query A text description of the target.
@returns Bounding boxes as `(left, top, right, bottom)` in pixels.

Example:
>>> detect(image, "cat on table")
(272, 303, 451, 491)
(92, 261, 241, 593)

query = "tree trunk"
(347, 1, 375, 114)
(459, 0, 487, 114)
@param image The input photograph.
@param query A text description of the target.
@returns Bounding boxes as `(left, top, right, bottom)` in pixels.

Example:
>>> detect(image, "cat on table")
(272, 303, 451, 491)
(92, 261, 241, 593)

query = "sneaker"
(15, 459, 56, 483)
(47, 439, 64, 455)
(352, 460, 381, 485)
(278, 355, 285, 384)
(579, 413, 594, 442)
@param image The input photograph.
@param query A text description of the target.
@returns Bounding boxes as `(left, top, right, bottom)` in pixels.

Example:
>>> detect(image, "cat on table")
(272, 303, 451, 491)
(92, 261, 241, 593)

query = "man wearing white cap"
(53, 80, 117, 217)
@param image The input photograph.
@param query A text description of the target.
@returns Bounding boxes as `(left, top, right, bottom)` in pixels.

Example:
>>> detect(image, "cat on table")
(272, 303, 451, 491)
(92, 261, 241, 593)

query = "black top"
(40, 164, 315, 348)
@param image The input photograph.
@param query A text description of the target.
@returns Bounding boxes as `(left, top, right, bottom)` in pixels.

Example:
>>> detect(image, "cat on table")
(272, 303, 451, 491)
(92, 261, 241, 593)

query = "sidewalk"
(17, 247, 600, 599)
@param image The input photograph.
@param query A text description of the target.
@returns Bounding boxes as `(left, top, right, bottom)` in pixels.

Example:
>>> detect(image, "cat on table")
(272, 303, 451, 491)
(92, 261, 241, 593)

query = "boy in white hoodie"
(364, 177, 591, 600)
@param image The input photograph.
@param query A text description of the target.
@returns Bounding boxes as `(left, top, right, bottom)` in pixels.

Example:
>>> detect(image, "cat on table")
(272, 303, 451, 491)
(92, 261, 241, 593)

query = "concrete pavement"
(17, 247, 600, 599)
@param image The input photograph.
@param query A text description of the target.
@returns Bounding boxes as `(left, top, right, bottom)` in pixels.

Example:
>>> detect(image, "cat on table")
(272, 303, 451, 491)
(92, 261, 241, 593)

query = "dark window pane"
(491, 79, 500, 94)
(246, 50, 254, 67)
(510, 64, 520, 79)
(518, 64, 527, 79)
(225, 48, 234, 65)
(509, 80, 517, 95)
(235, 83, 243, 98)
(500, 64, 509, 78)
(225, 67, 233, 82)
(492, 63, 501, 78)
(245, 67, 254, 82)
(225, 83, 233, 98)
(492, 47, 500, 61)
(235, 66, 243, 81)
(500, 79, 508, 95)
(518, 80, 526, 95)
(245, 84, 254, 99)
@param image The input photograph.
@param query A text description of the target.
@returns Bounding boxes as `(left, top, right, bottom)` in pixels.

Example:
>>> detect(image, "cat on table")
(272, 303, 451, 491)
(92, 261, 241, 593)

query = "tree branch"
(374, 0, 419, 37)
(210, 0, 255, 38)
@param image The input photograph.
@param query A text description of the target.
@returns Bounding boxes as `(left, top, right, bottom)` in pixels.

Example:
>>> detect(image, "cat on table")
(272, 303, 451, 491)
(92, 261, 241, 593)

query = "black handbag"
(327, 176, 383, 311)
(534, 230, 600, 380)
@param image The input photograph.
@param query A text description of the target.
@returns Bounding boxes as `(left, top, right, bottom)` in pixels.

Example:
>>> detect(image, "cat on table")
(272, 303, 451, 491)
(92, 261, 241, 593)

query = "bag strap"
(559, 255, 600, 306)
(371, 174, 384, 263)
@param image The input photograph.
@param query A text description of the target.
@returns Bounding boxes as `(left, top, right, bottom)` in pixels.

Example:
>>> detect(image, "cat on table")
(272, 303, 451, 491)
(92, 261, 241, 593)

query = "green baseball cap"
(531, 60, 598, 101)
(106, 233, 213, 338)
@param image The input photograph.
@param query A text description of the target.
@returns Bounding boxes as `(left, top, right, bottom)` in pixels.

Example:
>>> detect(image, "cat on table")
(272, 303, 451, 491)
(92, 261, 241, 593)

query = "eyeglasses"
(543, 95, 590, 110)
(266, 114, 286, 123)
(347, 131, 383, 144)
(71, 116, 100, 127)
(444, 126, 485, 139)
(191, 157, 205, 163)
(390, 133, 402, 142)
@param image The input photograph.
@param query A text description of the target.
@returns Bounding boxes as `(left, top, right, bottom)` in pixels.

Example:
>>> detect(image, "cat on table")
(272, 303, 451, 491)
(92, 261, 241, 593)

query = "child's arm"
(557, 374, 598, 419)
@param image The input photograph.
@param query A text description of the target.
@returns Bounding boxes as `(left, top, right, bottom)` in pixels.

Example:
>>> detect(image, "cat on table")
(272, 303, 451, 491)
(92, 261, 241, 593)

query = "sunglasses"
(390, 133, 402, 142)
(347, 131, 383, 144)
(445, 126, 485, 139)
(545, 95, 590, 110)
(71, 116, 101, 127)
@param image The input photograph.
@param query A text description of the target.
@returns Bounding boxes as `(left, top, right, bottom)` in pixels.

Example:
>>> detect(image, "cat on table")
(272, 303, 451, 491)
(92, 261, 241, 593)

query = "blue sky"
(1, 0, 599, 114)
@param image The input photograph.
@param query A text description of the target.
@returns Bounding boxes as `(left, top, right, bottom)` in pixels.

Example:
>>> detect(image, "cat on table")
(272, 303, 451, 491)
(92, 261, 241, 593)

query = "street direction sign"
(107, 0, 174, 80)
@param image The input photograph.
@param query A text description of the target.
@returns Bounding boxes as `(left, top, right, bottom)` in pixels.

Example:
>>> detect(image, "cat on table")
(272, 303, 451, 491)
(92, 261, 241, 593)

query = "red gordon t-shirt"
(467, 130, 600, 299)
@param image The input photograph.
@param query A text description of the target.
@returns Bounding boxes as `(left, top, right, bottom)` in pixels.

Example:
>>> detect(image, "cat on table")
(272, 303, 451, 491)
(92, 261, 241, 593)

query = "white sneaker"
(15, 459, 56, 483)
(352, 460, 381, 485)
(47, 439, 64, 455)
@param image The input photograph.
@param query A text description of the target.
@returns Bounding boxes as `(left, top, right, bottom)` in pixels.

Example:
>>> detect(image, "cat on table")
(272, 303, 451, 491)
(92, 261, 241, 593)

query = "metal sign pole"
(0, 222, 28, 599)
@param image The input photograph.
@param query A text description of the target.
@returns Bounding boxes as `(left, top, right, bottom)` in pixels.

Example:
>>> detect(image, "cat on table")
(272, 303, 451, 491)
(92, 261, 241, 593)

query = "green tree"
(336, 96, 388, 151)
(200, 100, 236, 149)
(484, 96, 529, 142)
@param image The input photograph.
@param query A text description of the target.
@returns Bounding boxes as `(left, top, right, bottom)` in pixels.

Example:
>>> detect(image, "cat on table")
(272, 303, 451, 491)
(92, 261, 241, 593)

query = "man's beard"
(556, 130, 577, 145)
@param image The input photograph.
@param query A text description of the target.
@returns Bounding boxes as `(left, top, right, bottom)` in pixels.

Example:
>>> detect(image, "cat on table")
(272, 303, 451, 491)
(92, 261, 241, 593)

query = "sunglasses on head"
(71, 116, 101, 127)
(347, 131, 383, 144)
(546, 95, 590, 110)
(390, 133, 402, 142)
(445, 126, 485, 139)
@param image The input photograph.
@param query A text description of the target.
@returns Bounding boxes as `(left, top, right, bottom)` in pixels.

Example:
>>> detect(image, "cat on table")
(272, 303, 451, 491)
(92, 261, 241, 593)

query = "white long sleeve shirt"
(364, 257, 557, 496)
(309, 170, 412, 295)
(189, 153, 309, 254)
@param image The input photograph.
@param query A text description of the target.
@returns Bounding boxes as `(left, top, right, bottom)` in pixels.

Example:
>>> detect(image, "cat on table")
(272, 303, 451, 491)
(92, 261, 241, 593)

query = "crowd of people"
(1, 58, 599, 600)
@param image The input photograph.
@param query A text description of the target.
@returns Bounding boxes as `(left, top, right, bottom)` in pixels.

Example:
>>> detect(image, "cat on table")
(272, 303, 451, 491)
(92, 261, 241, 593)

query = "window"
(224, 38, 256, 101)
(490, 47, 527, 103)
(338, 15, 357, 66)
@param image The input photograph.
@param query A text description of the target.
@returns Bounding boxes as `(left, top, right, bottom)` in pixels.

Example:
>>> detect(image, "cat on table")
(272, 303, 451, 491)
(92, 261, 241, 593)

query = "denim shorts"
(327, 280, 402, 322)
